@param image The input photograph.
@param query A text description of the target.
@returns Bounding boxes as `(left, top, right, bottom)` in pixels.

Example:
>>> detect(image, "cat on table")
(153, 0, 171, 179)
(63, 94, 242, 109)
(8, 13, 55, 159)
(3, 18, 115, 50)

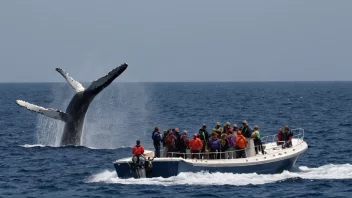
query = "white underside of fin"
(56, 68, 85, 92)
(16, 100, 69, 122)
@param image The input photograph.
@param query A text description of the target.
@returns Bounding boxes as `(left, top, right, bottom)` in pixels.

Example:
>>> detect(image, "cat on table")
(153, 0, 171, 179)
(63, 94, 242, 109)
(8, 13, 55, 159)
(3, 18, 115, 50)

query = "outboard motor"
(131, 156, 154, 179)
(145, 157, 153, 174)
(131, 155, 146, 178)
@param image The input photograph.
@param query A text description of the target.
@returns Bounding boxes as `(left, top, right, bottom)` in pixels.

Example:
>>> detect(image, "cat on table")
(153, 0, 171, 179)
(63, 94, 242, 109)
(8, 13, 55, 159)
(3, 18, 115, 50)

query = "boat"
(113, 128, 308, 178)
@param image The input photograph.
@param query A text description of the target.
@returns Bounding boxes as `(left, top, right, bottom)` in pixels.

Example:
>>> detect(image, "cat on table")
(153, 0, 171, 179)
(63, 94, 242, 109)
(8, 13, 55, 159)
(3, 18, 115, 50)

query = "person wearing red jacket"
(277, 128, 284, 146)
(132, 140, 145, 166)
(132, 140, 145, 157)
(235, 131, 247, 158)
(189, 134, 203, 159)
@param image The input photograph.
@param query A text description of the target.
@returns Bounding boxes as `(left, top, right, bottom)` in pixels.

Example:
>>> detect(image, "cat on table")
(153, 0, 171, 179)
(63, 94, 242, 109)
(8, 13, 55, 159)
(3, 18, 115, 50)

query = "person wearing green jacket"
(251, 125, 264, 155)
(212, 122, 223, 137)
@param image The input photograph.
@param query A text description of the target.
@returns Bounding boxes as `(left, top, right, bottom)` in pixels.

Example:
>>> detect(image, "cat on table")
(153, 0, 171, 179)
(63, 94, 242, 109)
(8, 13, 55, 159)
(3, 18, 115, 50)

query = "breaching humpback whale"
(16, 63, 128, 146)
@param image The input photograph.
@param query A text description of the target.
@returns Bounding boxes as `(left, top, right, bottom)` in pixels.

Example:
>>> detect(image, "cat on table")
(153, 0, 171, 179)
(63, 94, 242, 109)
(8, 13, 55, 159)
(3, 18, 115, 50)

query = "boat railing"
(165, 128, 305, 161)
(167, 148, 248, 160)
(259, 128, 305, 154)
(261, 128, 304, 145)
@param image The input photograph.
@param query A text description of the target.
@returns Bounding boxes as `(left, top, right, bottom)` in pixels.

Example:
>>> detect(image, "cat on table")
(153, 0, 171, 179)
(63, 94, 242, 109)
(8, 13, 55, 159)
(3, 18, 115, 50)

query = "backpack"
(227, 134, 236, 147)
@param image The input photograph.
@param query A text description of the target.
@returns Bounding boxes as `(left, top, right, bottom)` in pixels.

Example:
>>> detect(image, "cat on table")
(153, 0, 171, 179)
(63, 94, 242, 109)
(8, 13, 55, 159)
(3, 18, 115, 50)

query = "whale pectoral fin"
(86, 63, 128, 94)
(55, 68, 85, 92)
(16, 100, 70, 122)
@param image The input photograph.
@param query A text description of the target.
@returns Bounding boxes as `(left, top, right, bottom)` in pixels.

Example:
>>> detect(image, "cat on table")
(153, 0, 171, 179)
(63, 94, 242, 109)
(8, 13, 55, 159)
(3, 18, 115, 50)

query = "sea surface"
(0, 82, 352, 198)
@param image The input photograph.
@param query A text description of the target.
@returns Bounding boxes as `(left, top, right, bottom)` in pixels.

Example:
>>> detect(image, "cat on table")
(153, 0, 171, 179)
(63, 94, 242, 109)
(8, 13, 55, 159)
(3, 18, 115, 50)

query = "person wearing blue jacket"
(152, 126, 161, 157)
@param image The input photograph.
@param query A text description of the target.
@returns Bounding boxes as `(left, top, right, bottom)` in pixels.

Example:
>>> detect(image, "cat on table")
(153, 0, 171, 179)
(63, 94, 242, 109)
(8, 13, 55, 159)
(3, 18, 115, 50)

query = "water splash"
(36, 84, 72, 147)
(35, 83, 150, 149)
(86, 164, 352, 186)
(81, 83, 150, 149)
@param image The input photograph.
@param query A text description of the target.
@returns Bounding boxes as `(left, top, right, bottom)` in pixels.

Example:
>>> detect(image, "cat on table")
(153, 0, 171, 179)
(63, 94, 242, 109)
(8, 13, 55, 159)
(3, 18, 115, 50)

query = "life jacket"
(236, 135, 247, 149)
(227, 134, 236, 147)
(189, 138, 203, 151)
(209, 138, 220, 149)
(132, 145, 144, 156)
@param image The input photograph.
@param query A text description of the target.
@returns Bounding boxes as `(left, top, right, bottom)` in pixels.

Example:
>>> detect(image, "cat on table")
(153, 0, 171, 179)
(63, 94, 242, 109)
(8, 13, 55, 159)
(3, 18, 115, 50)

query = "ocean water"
(0, 82, 352, 198)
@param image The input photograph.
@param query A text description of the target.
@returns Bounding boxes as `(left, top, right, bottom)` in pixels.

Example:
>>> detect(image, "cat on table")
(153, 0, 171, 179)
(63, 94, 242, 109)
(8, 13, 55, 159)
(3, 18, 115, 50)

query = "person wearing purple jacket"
(226, 130, 236, 159)
(208, 133, 221, 159)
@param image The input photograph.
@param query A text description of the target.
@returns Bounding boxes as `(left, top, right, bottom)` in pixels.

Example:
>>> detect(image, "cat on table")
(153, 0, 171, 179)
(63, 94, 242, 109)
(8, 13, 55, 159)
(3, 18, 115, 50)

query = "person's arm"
(157, 134, 161, 142)
(152, 132, 155, 140)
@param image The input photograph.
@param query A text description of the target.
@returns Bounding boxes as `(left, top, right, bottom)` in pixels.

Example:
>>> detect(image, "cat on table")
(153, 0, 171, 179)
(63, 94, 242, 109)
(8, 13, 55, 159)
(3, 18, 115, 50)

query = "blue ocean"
(1, 82, 351, 197)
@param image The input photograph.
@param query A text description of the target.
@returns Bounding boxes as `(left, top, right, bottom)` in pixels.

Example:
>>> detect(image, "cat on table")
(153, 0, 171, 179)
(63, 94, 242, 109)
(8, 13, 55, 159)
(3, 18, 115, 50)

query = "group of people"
(277, 125, 294, 148)
(150, 120, 294, 159)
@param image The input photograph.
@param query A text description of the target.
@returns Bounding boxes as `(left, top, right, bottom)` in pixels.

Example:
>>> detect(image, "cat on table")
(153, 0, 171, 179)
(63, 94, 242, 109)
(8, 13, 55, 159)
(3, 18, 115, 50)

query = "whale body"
(16, 63, 128, 146)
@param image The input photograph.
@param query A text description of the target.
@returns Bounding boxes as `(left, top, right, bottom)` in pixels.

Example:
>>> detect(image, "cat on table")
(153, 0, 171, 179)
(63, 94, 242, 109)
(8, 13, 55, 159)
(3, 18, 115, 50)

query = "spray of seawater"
(86, 164, 352, 186)
(36, 84, 72, 147)
(35, 82, 150, 148)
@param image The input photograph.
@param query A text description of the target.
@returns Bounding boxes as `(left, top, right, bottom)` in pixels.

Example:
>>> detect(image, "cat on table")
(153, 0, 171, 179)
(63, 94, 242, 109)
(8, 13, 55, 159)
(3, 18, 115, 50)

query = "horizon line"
(1, 80, 352, 83)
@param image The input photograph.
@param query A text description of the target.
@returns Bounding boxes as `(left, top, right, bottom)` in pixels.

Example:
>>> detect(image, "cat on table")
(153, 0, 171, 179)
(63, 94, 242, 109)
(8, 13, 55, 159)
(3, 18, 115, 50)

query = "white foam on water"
(86, 164, 352, 186)
(19, 144, 120, 150)
(87, 170, 118, 183)
(20, 144, 48, 148)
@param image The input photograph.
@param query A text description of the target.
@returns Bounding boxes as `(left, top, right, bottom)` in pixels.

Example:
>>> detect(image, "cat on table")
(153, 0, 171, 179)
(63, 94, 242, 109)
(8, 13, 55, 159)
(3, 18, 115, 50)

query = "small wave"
(20, 144, 48, 148)
(20, 144, 130, 150)
(87, 170, 118, 183)
(86, 164, 352, 186)
(84, 146, 132, 150)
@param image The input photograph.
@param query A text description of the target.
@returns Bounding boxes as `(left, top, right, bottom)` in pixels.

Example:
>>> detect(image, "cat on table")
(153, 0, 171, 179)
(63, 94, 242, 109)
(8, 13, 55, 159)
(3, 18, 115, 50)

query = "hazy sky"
(1, 0, 352, 82)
